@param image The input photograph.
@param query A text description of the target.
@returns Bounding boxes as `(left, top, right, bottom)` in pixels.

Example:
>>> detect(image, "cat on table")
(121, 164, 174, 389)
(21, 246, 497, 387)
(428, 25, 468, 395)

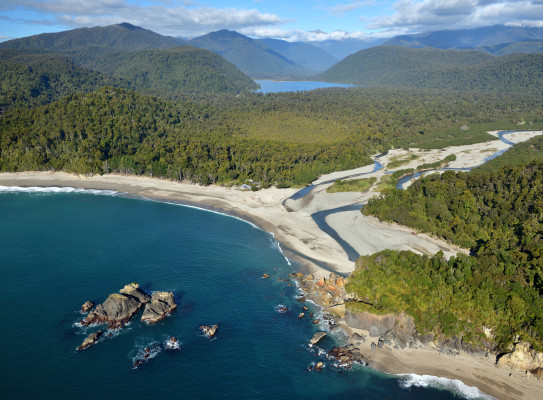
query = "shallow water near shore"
(1, 190, 488, 399)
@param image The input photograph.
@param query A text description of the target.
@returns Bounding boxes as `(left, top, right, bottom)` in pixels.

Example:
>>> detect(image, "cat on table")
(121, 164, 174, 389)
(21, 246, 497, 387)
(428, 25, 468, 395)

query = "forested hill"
(85, 46, 258, 98)
(353, 162, 543, 351)
(0, 23, 184, 56)
(257, 38, 337, 72)
(0, 50, 125, 111)
(319, 46, 543, 94)
(189, 30, 308, 78)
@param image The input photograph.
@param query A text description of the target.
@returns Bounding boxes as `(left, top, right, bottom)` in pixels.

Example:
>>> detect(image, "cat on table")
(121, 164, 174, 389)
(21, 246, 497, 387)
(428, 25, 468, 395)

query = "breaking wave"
(0, 186, 117, 196)
(399, 374, 497, 400)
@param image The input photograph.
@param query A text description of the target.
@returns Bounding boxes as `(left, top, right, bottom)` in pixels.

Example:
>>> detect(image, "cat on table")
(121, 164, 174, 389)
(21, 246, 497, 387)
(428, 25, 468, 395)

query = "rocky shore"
(292, 272, 543, 382)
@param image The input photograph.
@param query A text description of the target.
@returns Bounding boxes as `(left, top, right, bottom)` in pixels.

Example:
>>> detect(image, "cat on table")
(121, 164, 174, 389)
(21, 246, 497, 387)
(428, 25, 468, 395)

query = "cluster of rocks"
(327, 345, 370, 368)
(290, 272, 347, 318)
(77, 283, 177, 351)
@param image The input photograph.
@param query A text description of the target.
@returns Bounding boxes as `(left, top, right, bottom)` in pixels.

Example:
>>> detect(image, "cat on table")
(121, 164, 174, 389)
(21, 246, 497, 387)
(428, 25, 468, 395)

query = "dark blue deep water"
(0, 189, 488, 399)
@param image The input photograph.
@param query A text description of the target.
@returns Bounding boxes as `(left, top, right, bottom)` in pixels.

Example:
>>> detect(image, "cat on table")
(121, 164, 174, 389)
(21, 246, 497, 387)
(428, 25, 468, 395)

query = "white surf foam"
(399, 373, 497, 400)
(275, 304, 288, 314)
(164, 337, 181, 350)
(0, 186, 117, 196)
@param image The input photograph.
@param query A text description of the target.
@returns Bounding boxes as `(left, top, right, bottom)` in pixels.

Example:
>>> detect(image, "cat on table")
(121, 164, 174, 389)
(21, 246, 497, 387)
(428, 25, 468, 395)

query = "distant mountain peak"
(116, 23, 144, 31)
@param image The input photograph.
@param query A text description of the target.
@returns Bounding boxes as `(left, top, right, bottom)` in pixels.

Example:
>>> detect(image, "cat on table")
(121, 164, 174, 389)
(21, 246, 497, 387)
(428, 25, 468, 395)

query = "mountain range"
(1, 22, 543, 94)
(383, 25, 543, 56)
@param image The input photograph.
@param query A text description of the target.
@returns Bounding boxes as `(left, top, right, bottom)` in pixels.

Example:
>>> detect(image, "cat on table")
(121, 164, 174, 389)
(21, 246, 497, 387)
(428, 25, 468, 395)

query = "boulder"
(119, 282, 151, 304)
(497, 342, 543, 372)
(200, 324, 219, 338)
(77, 330, 103, 351)
(81, 301, 94, 313)
(86, 293, 143, 328)
(531, 367, 543, 380)
(329, 303, 346, 318)
(310, 331, 327, 345)
(320, 292, 333, 306)
(141, 291, 177, 323)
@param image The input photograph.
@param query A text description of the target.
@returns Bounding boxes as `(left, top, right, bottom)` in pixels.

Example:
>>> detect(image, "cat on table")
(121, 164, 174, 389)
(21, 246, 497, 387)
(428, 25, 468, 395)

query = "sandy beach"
(340, 323, 543, 400)
(1, 130, 542, 399)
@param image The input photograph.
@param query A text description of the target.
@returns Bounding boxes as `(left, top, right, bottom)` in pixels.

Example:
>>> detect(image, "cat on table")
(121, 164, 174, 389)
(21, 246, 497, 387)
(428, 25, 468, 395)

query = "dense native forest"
(319, 46, 543, 95)
(2, 85, 543, 186)
(351, 162, 543, 351)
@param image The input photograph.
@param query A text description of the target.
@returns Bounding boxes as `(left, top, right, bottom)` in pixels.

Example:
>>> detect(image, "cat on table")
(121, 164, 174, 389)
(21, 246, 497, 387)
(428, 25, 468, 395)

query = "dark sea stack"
(200, 324, 219, 338)
(119, 282, 151, 304)
(81, 300, 94, 313)
(77, 330, 103, 351)
(86, 293, 143, 328)
(141, 291, 177, 323)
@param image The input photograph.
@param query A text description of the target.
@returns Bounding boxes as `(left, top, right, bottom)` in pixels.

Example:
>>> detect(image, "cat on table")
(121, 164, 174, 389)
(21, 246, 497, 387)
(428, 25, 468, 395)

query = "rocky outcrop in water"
(81, 301, 94, 313)
(200, 324, 219, 338)
(80, 283, 177, 329)
(84, 293, 143, 328)
(77, 330, 103, 351)
(310, 331, 327, 345)
(327, 345, 370, 368)
(120, 282, 151, 304)
(141, 291, 177, 323)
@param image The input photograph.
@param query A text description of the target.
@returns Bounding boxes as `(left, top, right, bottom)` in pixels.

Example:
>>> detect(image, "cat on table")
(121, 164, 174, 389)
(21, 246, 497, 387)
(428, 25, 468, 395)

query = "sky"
(1, 0, 543, 42)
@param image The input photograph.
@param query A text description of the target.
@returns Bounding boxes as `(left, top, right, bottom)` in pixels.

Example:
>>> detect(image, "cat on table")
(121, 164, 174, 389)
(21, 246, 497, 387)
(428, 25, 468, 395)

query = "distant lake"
(255, 80, 356, 93)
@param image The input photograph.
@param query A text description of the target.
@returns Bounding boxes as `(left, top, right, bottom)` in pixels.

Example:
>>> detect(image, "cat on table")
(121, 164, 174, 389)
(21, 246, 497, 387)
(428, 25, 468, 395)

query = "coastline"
(2, 171, 543, 399)
(2, 131, 543, 400)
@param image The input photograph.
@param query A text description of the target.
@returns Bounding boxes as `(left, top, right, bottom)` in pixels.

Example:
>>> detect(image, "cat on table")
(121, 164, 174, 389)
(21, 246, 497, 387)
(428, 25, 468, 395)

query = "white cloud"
(0, 0, 286, 37)
(369, 0, 543, 32)
(327, 1, 373, 15)
(239, 26, 399, 42)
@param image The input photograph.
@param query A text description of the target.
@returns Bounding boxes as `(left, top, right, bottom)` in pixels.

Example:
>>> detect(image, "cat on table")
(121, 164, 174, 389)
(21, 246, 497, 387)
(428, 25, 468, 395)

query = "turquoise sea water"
(0, 189, 491, 399)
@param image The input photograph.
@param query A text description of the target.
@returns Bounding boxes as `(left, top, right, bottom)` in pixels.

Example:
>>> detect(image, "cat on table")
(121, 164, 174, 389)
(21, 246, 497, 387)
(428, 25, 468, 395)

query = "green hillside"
(85, 46, 258, 98)
(482, 40, 543, 56)
(319, 46, 543, 94)
(319, 46, 494, 85)
(0, 23, 184, 55)
(258, 38, 337, 72)
(355, 162, 543, 351)
(0, 50, 123, 111)
(190, 30, 308, 78)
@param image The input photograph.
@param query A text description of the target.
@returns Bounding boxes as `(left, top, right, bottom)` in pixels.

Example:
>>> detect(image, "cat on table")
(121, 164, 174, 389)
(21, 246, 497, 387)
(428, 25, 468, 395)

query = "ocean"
(0, 188, 492, 399)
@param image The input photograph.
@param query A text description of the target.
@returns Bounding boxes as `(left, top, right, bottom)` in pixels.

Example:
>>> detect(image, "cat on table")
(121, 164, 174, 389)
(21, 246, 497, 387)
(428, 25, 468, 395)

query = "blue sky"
(1, 1, 543, 42)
